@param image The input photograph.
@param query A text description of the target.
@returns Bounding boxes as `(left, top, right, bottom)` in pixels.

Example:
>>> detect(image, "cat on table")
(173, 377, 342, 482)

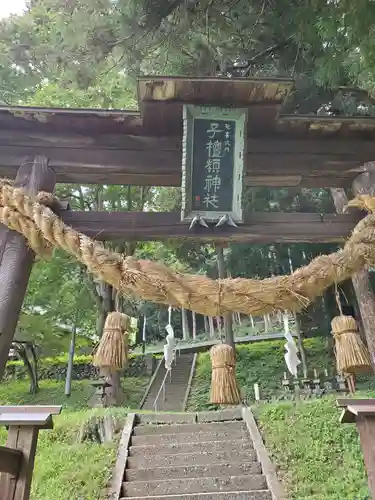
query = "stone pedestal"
(89, 379, 112, 408)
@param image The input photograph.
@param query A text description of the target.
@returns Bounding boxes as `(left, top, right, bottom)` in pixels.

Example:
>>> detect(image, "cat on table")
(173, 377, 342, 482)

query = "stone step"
(131, 428, 248, 446)
(120, 490, 272, 500)
(123, 475, 267, 497)
(135, 413, 197, 425)
(125, 462, 261, 482)
(133, 421, 246, 436)
(144, 389, 189, 398)
(141, 404, 185, 412)
(129, 439, 252, 457)
(145, 380, 190, 386)
(143, 398, 183, 411)
(197, 409, 243, 423)
(126, 448, 257, 469)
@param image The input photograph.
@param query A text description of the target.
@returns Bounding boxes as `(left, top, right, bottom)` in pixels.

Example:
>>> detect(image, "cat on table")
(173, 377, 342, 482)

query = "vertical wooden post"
(331, 184, 375, 370)
(2, 426, 39, 500)
(0, 157, 55, 380)
(357, 415, 375, 495)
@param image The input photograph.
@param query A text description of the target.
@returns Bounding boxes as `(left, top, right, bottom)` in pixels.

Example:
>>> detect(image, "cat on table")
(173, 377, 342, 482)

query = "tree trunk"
(204, 316, 209, 335)
(216, 245, 235, 350)
(0, 157, 55, 380)
(294, 313, 308, 377)
(249, 316, 255, 329)
(192, 311, 197, 340)
(29, 344, 39, 393)
(181, 307, 189, 341)
(14, 344, 37, 394)
(101, 370, 123, 407)
(208, 316, 215, 338)
(216, 316, 222, 337)
(331, 186, 375, 370)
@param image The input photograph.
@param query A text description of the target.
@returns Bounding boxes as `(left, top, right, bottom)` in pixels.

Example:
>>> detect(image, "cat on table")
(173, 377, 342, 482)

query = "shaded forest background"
(2, 0, 375, 356)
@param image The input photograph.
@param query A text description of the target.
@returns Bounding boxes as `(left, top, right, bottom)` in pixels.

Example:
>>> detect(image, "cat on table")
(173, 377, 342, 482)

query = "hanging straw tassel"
(93, 312, 130, 372)
(331, 315, 372, 375)
(210, 344, 241, 405)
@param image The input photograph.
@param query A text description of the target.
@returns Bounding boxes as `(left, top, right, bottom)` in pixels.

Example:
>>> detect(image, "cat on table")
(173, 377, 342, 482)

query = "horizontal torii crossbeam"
(61, 210, 361, 243)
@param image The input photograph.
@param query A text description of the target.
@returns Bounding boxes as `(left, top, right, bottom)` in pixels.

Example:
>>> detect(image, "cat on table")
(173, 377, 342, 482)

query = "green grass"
(0, 377, 149, 499)
(187, 337, 335, 411)
(256, 396, 370, 500)
(0, 376, 150, 410)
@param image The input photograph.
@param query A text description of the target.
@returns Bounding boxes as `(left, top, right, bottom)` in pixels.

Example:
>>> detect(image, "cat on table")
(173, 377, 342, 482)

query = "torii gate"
(0, 76, 375, 378)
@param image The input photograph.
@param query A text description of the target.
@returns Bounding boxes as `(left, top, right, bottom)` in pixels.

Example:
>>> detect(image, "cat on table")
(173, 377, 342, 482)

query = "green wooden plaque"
(181, 105, 247, 223)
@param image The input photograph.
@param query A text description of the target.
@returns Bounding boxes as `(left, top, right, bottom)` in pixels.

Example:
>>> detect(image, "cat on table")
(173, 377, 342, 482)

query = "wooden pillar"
(2, 426, 39, 500)
(330, 186, 375, 369)
(0, 157, 55, 380)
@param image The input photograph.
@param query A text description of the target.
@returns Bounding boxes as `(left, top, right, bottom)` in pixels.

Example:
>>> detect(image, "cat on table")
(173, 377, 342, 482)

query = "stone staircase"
(140, 353, 195, 412)
(117, 410, 279, 500)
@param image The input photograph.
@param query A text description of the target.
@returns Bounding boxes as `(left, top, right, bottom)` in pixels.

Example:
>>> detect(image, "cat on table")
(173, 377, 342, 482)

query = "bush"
(5, 353, 155, 382)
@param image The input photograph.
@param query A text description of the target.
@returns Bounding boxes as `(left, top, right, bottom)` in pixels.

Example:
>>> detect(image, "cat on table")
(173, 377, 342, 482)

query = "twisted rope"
(1, 180, 375, 316)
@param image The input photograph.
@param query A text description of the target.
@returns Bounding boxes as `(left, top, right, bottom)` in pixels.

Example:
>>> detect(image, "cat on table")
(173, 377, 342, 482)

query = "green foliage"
(6, 351, 144, 369)
(20, 250, 97, 355)
(256, 397, 370, 499)
(3, 0, 375, 103)
(187, 338, 333, 411)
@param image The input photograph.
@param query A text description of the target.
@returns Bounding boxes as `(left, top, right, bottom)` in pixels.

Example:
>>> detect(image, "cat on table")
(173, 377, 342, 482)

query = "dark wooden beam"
(2, 130, 375, 155)
(0, 157, 56, 381)
(60, 210, 361, 243)
(0, 134, 370, 187)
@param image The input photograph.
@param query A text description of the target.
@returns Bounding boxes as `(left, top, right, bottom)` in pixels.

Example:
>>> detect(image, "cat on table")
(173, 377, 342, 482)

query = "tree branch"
(244, 34, 295, 75)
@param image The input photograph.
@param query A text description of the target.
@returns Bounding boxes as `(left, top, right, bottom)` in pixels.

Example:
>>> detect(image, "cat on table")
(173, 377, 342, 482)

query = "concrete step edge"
(125, 462, 261, 481)
(126, 449, 257, 465)
(129, 438, 251, 451)
(119, 489, 272, 500)
(133, 422, 246, 436)
(124, 473, 265, 486)
(122, 476, 267, 497)
(131, 430, 247, 444)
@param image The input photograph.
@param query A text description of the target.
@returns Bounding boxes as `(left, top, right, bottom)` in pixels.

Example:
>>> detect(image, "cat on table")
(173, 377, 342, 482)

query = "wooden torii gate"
(1, 76, 375, 378)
